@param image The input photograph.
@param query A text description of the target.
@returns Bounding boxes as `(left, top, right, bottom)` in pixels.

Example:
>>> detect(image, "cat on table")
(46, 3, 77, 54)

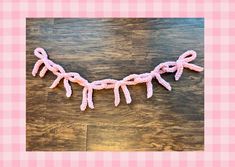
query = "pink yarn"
(32, 48, 204, 111)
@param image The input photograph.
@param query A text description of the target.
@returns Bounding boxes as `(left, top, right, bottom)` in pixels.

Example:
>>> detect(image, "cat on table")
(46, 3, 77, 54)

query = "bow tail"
(146, 81, 153, 98)
(155, 73, 171, 91)
(63, 79, 72, 97)
(175, 65, 184, 81)
(80, 87, 88, 111)
(87, 87, 94, 109)
(32, 60, 44, 76)
(184, 63, 204, 72)
(121, 85, 132, 104)
(114, 84, 121, 106)
(49, 76, 63, 88)
(39, 66, 48, 77)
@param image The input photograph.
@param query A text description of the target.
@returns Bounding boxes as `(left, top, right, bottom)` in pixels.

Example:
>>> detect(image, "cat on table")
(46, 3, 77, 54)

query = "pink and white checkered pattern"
(0, 0, 234, 166)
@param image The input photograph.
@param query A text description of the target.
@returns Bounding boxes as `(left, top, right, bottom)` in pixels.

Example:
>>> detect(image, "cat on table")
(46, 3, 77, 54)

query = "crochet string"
(32, 48, 203, 111)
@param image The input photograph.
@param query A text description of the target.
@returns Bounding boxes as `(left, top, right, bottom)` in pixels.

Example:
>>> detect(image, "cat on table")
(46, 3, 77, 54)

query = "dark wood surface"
(26, 18, 204, 151)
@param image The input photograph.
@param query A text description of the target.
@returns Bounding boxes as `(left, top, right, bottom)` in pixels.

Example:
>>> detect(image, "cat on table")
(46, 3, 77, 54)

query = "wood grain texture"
(26, 18, 204, 151)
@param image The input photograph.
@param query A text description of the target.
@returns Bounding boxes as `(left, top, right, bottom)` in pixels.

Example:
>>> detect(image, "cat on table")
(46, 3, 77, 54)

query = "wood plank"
(86, 125, 204, 151)
(26, 122, 87, 151)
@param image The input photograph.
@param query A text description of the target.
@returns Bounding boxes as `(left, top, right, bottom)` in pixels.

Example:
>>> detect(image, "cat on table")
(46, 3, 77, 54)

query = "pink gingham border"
(0, 0, 235, 166)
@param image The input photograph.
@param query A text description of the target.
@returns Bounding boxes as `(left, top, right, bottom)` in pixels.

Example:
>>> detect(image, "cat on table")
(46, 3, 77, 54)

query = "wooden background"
(26, 18, 204, 151)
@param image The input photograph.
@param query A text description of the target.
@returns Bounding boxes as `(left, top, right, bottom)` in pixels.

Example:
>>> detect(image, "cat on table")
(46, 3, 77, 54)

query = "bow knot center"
(176, 59, 185, 68)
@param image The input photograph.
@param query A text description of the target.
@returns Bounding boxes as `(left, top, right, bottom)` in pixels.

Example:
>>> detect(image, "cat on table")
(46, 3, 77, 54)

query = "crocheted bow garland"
(32, 48, 203, 111)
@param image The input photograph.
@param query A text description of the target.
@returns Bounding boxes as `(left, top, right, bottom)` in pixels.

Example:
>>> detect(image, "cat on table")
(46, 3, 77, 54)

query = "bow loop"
(178, 50, 197, 63)
(159, 62, 177, 73)
(34, 48, 48, 59)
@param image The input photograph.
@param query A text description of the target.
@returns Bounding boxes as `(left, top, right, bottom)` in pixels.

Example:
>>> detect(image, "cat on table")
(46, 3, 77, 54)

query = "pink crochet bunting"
(32, 48, 203, 111)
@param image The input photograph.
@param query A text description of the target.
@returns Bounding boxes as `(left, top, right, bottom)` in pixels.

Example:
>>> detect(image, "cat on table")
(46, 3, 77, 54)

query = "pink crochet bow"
(32, 48, 203, 111)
